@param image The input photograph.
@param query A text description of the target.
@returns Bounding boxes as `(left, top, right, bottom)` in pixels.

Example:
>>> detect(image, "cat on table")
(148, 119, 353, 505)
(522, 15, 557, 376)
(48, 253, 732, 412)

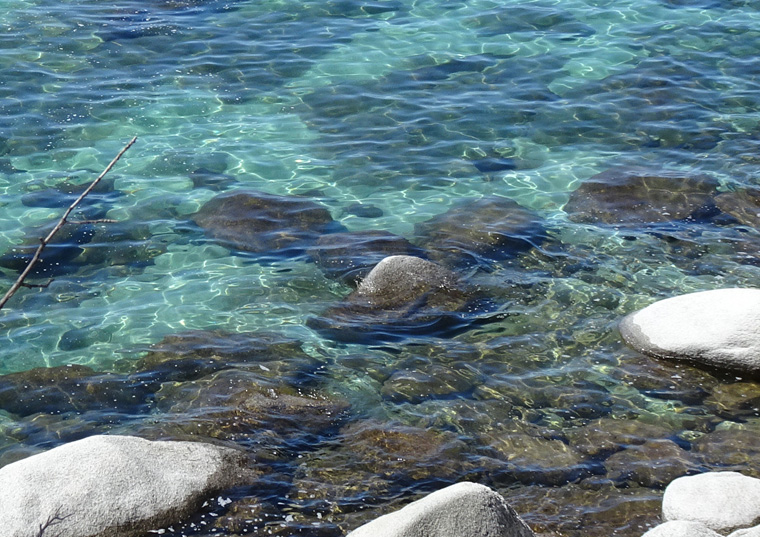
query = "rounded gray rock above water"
(619, 288, 760, 375)
(662, 472, 760, 533)
(308, 255, 488, 343)
(346, 481, 535, 537)
(642, 520, 722, 537)
(0, 434, 254, 537)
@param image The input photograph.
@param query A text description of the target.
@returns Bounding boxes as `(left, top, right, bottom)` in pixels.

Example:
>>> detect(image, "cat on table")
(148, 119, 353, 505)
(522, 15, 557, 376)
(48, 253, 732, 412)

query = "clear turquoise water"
(2, 0, 760, 534)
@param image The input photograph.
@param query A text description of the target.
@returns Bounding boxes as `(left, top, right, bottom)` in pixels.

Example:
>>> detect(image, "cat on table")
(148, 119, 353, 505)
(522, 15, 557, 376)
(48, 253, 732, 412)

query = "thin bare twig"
(0, 136, 136, 311)
(68, 218, 119, 225)
(21, 278, 54, 289)
(36, 506, 72, 537)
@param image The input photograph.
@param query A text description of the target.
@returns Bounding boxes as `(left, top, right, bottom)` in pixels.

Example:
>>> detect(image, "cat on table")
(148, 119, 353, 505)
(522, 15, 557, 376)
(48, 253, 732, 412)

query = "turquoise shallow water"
(2, 0, 760, 535)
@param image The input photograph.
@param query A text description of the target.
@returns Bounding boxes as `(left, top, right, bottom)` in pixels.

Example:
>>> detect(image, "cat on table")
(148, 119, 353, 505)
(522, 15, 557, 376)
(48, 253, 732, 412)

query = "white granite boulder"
(642, 520, 722, 537)
(619, 288, 760, 374)
(0, 434, 254, 537)
(662, 472, 760, 533)
(346, 482, 535, 537)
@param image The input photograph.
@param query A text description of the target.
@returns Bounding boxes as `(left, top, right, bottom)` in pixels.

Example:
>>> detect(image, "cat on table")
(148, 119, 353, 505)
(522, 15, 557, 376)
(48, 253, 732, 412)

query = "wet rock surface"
(715, 187, 760, 228)
(604, 439, 698, 488)
(0, 364, 152, 417)
(415, 196, 546, 269)
(692, 422, 760, 478)
(308, 255, 486, 343)
(565, 417, 677, 459)
(130, 329, 318, 384)
(192, 189, 344, 257)
(478, 423, 593, 487)
(291, 419, 469, 510)
(564, 168, 720, 226)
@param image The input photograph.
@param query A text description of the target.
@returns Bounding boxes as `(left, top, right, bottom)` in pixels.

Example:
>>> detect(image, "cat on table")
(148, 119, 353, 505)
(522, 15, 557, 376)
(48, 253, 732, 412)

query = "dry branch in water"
(0, 136, 137, 311)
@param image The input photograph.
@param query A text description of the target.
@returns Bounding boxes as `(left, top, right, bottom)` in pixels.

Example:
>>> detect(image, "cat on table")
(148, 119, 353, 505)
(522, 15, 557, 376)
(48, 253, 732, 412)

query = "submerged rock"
(704, 382, 760, 420)
(342, 202, 383, 219)
(308, 255, 487, 343)
(308, 230, 426, 287)
(692, 422, 760, 477)
(564, 168, 720, 226)
(189, 167, 237, 191)
(0, 435, 254, 537)
(619, 288, 760, 375)
(479, 426, 592, 486)
(715, 187, 760, 228)
(131, 329, 317, 384)
(20, 175, 119, 209)
(565, 417, 676, 458)
(0, 221, 97, 276)
(380, 363, 479, 404)
(0, 365, 153, 417)
(152, 368, 350, 442)
(346, 482, 535, 537)
(604, 438, 698, 489)
(192, 189, 343, 258)
(292, 419, 469, 509)
(415, 196, 546, 268)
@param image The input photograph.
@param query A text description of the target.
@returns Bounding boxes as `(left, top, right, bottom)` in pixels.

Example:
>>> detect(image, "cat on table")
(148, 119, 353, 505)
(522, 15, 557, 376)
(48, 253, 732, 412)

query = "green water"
(2, 0, 760, 534)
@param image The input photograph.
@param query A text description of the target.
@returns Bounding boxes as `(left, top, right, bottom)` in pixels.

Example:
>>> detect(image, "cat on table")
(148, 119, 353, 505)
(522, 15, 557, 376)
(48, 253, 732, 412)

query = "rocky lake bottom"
(3, 0, 760, 535)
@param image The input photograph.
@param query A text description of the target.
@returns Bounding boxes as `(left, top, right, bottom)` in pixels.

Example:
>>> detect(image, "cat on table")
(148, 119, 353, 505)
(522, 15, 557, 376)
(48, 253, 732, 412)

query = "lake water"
(2, 0, 760, 535)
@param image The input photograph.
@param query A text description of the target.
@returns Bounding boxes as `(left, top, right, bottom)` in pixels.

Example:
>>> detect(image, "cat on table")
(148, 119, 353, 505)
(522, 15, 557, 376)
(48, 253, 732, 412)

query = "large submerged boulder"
(619, 288, 760, 375)
(151, 368, 351, 442)
(715, 187, 760, 228)
(0, 365, 152, 417)
(0, 434, 254, 537)
(564, 168, 720, 226)
(346, 482, 535, 537)
(130, 329, 317, 384)
(307, 255, 487, 343)
(192, 189, 343, 258)
(414, 196, 546, 269)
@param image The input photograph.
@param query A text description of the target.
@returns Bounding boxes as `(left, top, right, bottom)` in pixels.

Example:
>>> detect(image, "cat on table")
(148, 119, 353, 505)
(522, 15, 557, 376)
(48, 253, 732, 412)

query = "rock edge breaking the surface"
(619, 288, 760, 375)
(347, 481, 535, 537)
(0, 434, 254, 537)
(643, 472, 760, 537)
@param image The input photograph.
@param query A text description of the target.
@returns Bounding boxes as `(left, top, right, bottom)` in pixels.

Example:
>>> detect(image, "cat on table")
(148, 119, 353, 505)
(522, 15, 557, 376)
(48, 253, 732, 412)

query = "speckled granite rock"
(308, 255, 486, 343)
(663, 472, 760, 532)
(0, 434, 253, 537)
(642, 520, 721, 537)
(619, 288, 760, 374)
(346, 482, 535, 537)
